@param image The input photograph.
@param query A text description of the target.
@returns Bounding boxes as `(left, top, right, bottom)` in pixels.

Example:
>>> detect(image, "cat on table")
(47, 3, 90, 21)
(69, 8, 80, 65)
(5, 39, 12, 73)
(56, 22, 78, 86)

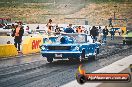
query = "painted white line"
(61, 55, 132, 87)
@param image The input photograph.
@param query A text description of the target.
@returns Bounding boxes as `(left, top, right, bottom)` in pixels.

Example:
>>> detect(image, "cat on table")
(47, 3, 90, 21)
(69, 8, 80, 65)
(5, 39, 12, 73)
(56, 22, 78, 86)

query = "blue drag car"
(40, 33, 100, 63)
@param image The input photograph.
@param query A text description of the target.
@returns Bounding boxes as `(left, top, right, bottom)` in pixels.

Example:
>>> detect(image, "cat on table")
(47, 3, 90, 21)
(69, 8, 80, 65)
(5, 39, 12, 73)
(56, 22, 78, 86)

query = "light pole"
(114, 5, 117, 19)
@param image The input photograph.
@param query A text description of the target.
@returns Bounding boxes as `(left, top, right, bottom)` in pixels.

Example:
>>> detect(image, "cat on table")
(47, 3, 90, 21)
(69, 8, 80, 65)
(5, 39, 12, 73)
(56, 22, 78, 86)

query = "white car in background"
(0, 23, 14, 36)
(0, 23, 32, 36)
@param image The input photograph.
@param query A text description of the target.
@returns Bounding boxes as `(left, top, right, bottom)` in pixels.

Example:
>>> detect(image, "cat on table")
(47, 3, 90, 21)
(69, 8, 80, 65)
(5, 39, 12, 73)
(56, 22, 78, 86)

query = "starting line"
(61, 55, 132, 87)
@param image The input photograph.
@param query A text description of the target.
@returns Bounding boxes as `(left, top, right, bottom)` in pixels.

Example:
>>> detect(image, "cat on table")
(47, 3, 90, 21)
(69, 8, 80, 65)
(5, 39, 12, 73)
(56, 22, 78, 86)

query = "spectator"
(118, 28, 122, 36)
(98, 26, 102, 42)
(102, 26, 109, 43)
(98, 26, 102, 34)
(108, 18, 112, 27)
(26, 26, 31, 34)
(76, 26, 83, 33)
(84, 28, 88, 34)
(26, 26, 29, 30)
(96, 27, 99, 36)
(64, 24, 74, 33)
(46, 19, 53, 35)
(55, 24, 61, 35)
(12, 24, 24, 52)
(122, 30, 124, 34)
(109, 26, 115, 40)
(11, 24, 16, 35)
(36, 25, 39, 29)
(90, 26, 98, 42)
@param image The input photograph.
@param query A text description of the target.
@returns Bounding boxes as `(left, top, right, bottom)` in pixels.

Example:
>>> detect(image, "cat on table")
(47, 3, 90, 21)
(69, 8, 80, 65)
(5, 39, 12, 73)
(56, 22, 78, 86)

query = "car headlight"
(74, 46, 79, 51)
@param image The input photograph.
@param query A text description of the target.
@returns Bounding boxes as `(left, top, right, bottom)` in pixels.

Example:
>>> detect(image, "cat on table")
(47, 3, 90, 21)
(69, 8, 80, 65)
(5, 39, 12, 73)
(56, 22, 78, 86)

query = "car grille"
(48, 46, 71, 50)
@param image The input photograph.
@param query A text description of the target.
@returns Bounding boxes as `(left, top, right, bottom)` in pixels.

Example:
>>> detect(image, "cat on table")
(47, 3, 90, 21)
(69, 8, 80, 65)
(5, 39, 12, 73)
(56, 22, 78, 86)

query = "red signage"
(32, 40, 41, 49)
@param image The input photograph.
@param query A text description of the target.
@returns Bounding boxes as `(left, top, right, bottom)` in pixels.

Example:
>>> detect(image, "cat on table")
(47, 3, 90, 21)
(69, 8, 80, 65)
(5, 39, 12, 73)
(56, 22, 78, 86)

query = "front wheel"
(47, 57, 53, 63)
(89, 50, 97, 61)
(92, 55, 97, 61)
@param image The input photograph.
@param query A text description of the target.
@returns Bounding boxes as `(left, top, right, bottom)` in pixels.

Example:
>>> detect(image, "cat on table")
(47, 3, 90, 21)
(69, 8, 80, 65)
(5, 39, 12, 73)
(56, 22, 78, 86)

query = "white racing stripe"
(61, 55, 132, 87)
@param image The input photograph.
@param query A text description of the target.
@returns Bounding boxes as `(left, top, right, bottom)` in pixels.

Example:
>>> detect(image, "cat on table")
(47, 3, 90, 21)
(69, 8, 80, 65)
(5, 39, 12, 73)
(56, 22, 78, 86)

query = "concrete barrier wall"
(22, 36, 43, 54)
(0, 44, 18, 58)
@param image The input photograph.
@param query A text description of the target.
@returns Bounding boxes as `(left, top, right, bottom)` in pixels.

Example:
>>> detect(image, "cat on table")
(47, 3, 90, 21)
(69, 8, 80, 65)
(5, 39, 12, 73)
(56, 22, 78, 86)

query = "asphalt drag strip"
(0, 44, 131, 87)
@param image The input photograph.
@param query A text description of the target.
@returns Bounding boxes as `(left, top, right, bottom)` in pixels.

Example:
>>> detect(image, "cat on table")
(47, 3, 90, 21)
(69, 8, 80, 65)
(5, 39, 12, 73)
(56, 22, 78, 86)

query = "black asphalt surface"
(0, 36, 132, 87)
